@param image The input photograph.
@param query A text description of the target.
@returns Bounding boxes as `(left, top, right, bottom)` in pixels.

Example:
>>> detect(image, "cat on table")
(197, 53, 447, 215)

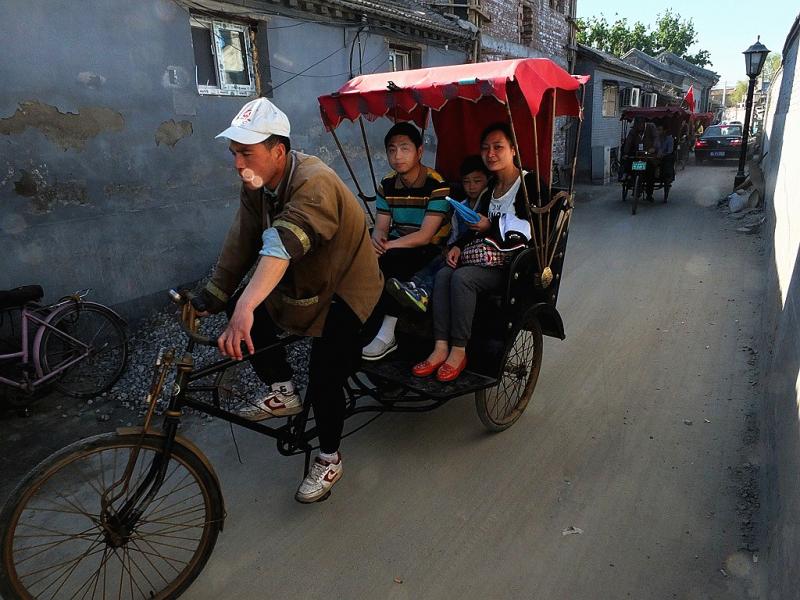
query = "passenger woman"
(413, 122, 539, 382)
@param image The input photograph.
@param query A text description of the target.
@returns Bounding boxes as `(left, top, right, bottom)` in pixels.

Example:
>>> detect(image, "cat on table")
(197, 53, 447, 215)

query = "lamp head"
(744, 36, 770, 78)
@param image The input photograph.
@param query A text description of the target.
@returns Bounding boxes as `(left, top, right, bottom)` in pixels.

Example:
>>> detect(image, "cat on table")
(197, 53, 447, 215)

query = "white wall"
(759, 17, 800, 598)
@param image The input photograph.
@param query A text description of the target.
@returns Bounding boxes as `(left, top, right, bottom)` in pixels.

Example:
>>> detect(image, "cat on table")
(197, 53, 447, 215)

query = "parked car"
(695, 124, 743, 163)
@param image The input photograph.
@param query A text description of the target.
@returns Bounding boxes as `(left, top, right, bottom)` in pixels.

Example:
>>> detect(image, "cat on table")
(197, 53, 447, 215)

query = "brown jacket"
(206, 152, 382, 336)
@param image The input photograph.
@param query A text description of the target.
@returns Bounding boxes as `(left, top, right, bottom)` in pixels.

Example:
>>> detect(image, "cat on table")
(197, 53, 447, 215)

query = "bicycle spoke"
(143, 488, 202, 520)
(128, 538, 175, 581)
(129, 539, 190, 572)
(70, 545, 113, 600)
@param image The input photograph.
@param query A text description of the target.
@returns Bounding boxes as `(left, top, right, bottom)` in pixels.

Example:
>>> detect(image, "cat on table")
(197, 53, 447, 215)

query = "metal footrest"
(360, 358, 497, 400)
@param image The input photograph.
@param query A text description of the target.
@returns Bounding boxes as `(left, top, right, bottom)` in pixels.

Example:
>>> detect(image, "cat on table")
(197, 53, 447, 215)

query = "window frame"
(388, 43, 422, 72)
(191, 16, 257, 97)
(602, 83, 619, 117)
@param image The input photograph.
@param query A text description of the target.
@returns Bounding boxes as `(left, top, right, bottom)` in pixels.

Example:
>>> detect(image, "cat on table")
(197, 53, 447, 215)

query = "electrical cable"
(270, 45, 348, 92)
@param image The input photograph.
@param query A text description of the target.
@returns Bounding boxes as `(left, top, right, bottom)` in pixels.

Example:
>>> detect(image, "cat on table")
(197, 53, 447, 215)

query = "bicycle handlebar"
(168, 289, 218, 347)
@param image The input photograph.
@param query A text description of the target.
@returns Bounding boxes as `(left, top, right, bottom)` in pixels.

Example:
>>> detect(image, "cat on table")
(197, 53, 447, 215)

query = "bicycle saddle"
(0, 285, 44, 310)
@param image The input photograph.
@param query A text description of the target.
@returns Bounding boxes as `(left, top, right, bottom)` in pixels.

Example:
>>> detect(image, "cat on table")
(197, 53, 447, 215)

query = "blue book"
(447, 197, 481, 224)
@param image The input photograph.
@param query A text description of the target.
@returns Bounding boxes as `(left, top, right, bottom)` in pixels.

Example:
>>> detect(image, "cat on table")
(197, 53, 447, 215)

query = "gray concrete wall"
(759, 16, 800, 598)
(0, 1, 466, 320)
(575, 63, 646, 183)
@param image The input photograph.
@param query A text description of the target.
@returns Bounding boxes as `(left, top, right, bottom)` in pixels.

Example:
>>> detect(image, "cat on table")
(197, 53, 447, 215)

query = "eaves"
(177, 0, 471, 44)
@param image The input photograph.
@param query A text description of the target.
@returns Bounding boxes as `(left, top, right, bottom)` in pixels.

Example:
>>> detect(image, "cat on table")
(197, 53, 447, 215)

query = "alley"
(172, 163, 764, 599)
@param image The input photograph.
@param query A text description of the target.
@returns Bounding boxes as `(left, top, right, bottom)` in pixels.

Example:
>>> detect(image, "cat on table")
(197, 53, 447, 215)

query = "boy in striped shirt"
(362, 122, 451, 360)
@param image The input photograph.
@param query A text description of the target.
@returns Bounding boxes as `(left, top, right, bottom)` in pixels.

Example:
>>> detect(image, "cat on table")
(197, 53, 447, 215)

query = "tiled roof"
(577, 44, 662, 84)
(622, 49, 688, 77)
(329, 0, 471, 39)
(657, 51, 719, 83)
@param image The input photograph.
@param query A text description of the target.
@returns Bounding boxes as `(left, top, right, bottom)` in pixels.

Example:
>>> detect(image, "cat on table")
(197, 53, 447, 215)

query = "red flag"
(684, 85, 696, 112)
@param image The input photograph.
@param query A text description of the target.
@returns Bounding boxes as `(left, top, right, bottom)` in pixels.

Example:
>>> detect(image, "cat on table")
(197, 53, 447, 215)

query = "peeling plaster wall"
(0, 1, 466, 319)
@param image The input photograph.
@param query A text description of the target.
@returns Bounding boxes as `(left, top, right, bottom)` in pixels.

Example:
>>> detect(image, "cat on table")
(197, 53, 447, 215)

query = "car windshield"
(705, 125, 742, 137)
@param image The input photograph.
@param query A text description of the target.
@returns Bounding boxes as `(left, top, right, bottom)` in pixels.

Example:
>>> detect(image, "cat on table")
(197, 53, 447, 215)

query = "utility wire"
(270, 45, 348, 92)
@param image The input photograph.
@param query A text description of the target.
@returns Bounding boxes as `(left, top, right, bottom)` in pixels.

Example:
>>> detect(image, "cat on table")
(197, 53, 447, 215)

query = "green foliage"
(577, 9, 712, 67)
(761, 52, 782, 83)
(730, 80, 748, 104)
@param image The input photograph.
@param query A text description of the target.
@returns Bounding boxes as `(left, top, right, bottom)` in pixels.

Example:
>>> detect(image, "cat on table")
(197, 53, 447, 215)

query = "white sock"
(319, 451, 340, 464)
(271, 380, 294, 394)
(376, 315, 398, 343)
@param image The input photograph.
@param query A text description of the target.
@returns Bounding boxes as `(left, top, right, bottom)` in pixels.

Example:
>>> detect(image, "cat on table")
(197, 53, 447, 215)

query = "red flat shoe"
(436, 356, 467, 382)
(412, 358, 446, 377)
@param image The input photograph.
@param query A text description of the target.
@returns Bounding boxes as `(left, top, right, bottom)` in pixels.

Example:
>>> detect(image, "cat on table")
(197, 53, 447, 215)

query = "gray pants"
(433, 265, 505, 347)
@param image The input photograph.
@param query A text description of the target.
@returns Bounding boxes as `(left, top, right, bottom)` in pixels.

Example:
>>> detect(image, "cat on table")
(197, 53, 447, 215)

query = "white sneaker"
(238, 384, 302, 421)
(295, 455, 343, 503)
(361, 335, 397, 361)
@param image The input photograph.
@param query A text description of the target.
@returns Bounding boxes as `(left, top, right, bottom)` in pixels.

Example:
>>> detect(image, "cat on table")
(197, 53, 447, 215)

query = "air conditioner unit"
(621, 87, 641, 107)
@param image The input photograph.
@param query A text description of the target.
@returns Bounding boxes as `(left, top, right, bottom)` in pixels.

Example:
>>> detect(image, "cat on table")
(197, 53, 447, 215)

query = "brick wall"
(481, 0, 572, 62)
(479, 1, 574, 172)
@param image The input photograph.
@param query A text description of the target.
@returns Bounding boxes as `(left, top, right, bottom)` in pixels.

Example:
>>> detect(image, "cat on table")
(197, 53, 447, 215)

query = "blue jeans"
(409, 253, 446, 295)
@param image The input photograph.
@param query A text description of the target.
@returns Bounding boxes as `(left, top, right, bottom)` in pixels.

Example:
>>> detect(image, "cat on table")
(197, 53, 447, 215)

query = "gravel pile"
(105, 302, 311, 421)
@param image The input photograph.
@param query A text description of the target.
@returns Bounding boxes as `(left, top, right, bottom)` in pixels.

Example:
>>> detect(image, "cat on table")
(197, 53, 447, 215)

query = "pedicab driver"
(195, 98, 382, 502)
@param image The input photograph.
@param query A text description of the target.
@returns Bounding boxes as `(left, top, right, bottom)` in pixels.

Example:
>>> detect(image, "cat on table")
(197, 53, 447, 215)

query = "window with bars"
(520, 3, 534, 45)
(190, 16, 257, 96)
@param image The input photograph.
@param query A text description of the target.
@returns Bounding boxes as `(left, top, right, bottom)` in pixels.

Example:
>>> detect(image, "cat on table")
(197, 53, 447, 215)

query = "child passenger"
(385, 155, 490, 312)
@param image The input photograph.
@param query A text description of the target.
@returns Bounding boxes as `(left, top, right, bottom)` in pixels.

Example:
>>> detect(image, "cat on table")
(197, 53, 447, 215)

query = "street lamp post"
(734, 36, 770, 188)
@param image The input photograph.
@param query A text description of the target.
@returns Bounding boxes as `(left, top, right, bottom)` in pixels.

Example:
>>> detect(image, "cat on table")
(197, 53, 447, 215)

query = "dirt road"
(179, 164, 764, 599)
(0, 163, 765, 599)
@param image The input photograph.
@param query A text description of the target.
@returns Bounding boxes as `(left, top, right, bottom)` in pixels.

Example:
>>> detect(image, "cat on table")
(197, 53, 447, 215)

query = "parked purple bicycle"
(0, 285, 129, 402)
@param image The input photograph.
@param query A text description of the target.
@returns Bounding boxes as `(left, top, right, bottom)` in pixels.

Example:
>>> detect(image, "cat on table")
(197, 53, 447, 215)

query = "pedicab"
(0, 59, 588, 599)
(619, 106, 690, 215)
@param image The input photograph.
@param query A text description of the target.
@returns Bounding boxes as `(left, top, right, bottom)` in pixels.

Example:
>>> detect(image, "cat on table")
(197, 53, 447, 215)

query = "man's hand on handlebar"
(218, 305, 255, 361)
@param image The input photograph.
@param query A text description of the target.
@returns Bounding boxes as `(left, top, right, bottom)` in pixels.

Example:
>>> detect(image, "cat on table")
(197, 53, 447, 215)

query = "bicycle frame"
(104, 298, 461, 527)
(0, 299, 95, 393)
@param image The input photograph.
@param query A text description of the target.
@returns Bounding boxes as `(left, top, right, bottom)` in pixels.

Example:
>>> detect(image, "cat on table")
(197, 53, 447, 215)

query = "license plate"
(710, 151, 725, 157)
(632, 161, 647, 171)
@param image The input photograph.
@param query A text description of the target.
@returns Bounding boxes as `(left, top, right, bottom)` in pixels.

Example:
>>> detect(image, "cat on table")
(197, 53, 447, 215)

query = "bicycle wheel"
(0, 432, 224, 600)
(39, 302, 128, 398)
(475, 320, 543, 432)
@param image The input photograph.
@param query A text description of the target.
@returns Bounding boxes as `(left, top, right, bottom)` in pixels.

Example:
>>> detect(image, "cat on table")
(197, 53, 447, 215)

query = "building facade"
(0, 0, 470, 317)
(575, 44, 682, 184)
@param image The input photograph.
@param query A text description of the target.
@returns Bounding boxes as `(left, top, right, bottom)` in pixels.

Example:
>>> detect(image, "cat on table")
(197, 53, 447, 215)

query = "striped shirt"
(376, 166, 451, 244)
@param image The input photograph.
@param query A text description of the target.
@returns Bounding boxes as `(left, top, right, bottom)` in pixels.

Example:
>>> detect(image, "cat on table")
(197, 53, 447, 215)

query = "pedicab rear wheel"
(475, 320, 543, 432)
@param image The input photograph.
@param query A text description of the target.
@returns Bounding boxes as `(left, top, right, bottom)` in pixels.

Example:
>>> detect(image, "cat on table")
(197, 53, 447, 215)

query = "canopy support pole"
(546, 92, 557, 262)
(329, 128, 375, 224)
(358, 116, 379, 198)
(504, 102, 543, 274)
(529, 106, 546, 270)
(568, 84, 586, 199)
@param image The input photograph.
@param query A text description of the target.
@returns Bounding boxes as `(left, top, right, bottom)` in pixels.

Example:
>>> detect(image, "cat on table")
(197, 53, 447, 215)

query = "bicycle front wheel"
(0, 433, 224, 600)
(39, 302, 129, 398)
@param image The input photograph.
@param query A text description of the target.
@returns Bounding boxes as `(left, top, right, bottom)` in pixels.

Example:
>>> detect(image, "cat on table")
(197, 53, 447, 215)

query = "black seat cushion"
(0, 285, 44, 310)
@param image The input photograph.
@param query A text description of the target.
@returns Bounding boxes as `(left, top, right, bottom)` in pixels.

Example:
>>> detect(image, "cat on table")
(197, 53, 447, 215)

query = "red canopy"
(620, 106, 691, 122)
(318, 59, 588, 183)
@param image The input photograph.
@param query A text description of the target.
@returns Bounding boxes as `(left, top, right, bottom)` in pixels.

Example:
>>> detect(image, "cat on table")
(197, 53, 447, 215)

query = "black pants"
(364, 245, 441, 338)
(227, 292, 363, 453)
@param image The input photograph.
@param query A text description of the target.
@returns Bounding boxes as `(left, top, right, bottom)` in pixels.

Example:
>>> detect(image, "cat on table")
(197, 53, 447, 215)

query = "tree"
(729, 80, 748, 105)
(577, 10, 712, 67)
(761, 52, 782, 84)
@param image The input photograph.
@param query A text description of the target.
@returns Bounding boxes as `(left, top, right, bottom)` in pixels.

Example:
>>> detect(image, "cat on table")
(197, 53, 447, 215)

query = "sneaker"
(295, 455, 343, 503)
(361, 335, 397, 361)
(386, 278, 429, 313)
(237, 384, 302, 421)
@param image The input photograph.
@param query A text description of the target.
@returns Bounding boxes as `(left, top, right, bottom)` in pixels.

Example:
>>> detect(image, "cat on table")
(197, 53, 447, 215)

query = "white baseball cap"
(216, 98, 291, 144)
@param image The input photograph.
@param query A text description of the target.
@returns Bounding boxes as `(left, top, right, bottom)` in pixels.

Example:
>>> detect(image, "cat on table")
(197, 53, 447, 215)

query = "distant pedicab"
(619, 106, 691, 215)
(0, 59, 588, 599)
